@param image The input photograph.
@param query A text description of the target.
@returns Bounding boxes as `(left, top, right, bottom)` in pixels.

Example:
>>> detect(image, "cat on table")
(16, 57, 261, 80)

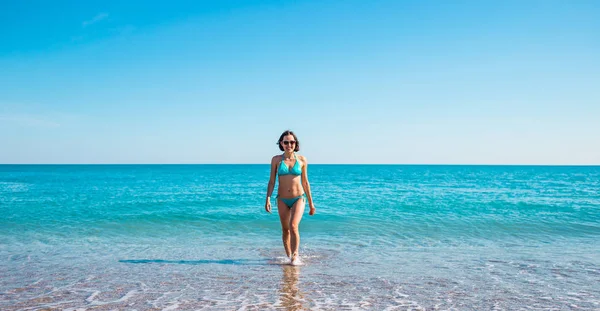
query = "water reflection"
(278, 265, 307, 310)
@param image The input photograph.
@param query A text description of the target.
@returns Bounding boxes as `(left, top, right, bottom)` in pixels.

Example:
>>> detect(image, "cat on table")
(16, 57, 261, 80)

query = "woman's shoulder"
(271, 154, 283, 163)
(297, 154, 308, 163)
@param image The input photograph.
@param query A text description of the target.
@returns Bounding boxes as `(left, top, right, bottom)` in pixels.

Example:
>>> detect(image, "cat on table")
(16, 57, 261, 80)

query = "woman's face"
(280, 134, 296, 152)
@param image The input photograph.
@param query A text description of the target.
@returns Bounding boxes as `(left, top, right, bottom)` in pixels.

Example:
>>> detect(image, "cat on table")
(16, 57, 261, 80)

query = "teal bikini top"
(278, 153, 302, 176)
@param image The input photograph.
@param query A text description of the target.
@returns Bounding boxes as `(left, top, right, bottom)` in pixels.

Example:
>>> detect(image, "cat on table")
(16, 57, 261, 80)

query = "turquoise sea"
(1, 164, 599, 310)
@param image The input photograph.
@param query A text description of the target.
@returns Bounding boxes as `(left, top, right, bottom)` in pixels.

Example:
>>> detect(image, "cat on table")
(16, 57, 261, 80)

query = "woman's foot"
(290, 252, 301, 266)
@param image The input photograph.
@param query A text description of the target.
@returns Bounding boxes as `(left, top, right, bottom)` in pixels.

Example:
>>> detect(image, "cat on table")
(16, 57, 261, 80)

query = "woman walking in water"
(265, 130, 316, 265)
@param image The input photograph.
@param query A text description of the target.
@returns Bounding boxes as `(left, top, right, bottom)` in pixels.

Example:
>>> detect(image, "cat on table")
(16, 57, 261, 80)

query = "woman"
(265, 130, 316, 265)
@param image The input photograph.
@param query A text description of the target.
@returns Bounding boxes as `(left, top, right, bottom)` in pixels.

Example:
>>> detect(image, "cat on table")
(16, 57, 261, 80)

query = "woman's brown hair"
(276, 130, 300, 152)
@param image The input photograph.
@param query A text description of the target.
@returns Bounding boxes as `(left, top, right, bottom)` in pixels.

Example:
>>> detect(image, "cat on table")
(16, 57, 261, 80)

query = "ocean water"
(1, 164, 599, 310)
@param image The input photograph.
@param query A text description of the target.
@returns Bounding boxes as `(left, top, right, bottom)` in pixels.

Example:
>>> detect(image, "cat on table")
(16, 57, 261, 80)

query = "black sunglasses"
(282, 140, 296, 145)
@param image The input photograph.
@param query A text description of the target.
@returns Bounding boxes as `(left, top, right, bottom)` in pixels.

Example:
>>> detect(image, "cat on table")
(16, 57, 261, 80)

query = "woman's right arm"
(265, 156, 278, 213)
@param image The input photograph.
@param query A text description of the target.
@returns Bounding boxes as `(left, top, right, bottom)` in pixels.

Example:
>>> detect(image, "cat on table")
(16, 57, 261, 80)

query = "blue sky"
(1, 0, 599, 164)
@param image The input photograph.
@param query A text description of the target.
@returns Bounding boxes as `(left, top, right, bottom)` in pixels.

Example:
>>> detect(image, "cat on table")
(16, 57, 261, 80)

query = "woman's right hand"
(265, 198, 272, 213)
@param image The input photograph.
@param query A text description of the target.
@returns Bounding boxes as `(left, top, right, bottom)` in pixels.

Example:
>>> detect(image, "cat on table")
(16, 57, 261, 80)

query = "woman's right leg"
(277, 199, 292, 258)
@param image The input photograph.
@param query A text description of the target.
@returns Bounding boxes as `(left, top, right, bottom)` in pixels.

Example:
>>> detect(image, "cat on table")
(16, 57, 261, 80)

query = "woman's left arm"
(300, 156, 316, 215)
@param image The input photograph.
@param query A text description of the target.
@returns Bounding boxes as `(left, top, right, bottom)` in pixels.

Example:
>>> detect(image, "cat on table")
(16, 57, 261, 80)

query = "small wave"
(0, 181, 30, 193)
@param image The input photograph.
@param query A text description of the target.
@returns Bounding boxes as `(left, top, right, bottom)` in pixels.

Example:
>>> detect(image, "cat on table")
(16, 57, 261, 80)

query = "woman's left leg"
(289, 197, 306, 263)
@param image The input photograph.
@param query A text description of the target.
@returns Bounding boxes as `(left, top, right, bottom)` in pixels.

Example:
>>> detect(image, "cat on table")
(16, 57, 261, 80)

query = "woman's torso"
(277, 154, 304, 198)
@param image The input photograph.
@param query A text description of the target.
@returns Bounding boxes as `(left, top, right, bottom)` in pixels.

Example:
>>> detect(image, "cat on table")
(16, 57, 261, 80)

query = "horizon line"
(1, 163, 599, 167)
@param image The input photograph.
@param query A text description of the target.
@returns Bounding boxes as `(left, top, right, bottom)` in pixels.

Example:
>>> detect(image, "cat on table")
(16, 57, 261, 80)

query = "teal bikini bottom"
(277, 194, 306, 208)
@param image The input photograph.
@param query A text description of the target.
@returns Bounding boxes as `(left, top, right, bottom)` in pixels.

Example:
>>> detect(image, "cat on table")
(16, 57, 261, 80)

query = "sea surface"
(1, 164, 599, 310)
